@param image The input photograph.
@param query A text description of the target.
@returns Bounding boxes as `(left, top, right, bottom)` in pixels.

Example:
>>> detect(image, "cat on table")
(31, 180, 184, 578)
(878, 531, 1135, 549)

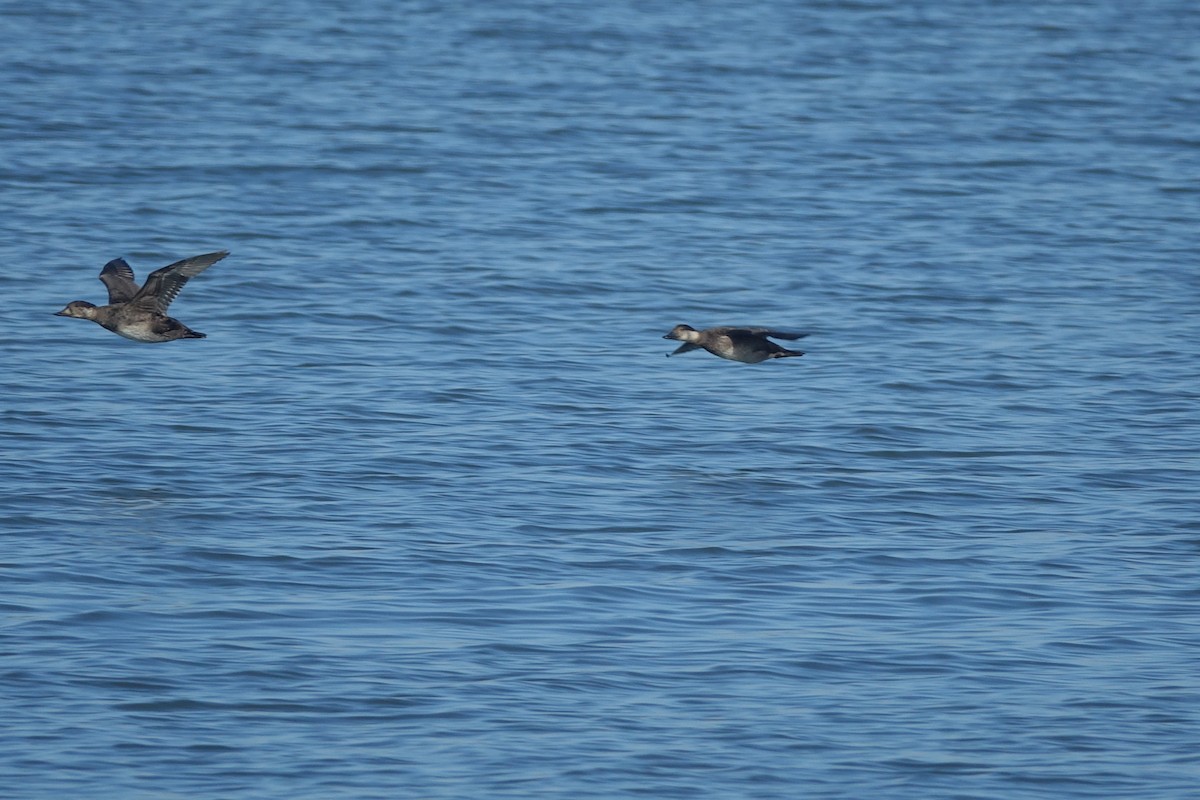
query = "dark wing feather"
(668, 342, 703, 357)
(716, 326, 810, 340)
(758, 329, 809, 341)
(98, 258, 140, 304)
(129, 250, 229, 314)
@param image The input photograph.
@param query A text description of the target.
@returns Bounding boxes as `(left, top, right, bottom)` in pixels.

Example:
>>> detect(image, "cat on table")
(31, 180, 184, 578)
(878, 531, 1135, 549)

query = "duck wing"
(667, 342, 703, 357)
(722, 327, 809, 341)
(98, 258, 140, 304)
(128, 250, 229, 314)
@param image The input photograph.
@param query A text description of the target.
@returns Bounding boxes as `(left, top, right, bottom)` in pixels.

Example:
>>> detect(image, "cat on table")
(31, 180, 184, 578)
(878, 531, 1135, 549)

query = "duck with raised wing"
(663, 324, 809, 363)
(55, 250, 229, 342)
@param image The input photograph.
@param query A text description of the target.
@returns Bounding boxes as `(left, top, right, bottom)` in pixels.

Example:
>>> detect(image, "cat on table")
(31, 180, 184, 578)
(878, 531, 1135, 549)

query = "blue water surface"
(2, 1, 1199, 798)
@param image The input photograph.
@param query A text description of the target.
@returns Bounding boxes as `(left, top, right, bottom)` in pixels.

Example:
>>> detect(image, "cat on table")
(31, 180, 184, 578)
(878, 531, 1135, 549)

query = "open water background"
(2, 1, 1198, 798)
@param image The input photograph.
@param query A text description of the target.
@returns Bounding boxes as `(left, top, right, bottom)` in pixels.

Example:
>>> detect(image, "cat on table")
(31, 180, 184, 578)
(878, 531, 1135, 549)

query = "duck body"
(663, 324, 808, 363)
(55, 251, 228, 343)
(55, 300, 206, 342)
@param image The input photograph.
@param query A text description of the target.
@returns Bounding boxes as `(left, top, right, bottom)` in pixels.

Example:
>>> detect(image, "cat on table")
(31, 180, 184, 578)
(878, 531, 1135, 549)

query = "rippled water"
(3, 1, 1199, 798)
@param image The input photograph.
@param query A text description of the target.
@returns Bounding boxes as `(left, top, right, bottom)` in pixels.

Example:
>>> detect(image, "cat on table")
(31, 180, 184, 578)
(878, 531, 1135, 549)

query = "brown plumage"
(55, 251, 229, 342)
(663, 324, 808, 363)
